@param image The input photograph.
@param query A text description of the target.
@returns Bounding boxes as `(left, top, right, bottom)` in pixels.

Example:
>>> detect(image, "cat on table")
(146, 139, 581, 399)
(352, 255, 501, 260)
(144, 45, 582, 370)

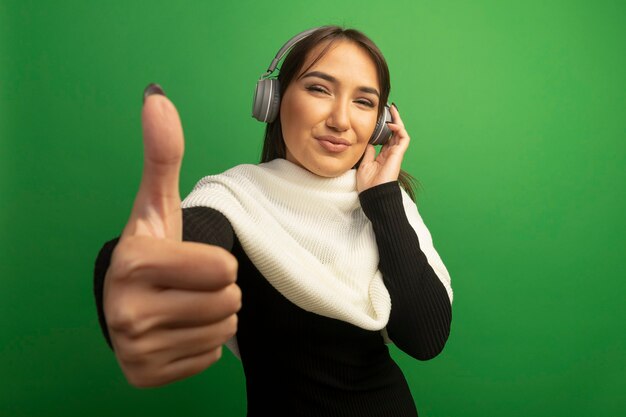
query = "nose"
(326, 99, 350, 132)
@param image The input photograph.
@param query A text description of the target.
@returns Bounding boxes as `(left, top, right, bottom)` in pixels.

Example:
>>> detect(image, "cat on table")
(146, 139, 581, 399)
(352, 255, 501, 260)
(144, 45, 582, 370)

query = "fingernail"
(385, 121, 394, 124)
(143, 83, 165, 103)
(392, 102, 399, 111)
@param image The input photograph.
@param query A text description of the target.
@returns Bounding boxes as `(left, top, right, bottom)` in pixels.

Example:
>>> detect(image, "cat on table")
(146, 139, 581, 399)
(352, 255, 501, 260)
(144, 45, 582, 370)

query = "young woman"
(94, 25, 453, 417)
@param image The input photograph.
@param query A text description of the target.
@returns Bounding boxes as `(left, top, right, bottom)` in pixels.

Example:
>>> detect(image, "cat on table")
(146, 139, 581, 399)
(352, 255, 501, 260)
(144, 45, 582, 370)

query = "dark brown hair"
(260, 25, 420, 200)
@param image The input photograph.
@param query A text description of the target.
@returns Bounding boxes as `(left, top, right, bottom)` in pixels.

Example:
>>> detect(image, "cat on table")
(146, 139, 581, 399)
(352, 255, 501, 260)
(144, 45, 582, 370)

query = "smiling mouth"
(315, 136, 351, 153)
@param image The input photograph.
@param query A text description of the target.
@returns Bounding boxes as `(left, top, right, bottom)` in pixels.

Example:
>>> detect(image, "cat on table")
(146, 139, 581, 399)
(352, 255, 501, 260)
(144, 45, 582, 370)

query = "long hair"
(260, 26, 420, 200)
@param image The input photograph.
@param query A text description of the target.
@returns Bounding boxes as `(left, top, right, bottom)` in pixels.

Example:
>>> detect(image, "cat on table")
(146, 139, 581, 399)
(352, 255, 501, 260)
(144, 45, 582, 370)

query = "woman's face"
(280, 40, 380, 177)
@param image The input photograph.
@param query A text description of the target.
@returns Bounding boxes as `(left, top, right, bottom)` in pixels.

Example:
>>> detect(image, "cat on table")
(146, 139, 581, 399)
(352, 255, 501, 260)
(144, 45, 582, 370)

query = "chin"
(306, 157, 356, 178)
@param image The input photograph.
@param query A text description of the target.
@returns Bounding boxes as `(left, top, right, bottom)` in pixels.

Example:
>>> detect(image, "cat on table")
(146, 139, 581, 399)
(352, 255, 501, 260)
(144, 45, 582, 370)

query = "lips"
(315, 135, 351, 153)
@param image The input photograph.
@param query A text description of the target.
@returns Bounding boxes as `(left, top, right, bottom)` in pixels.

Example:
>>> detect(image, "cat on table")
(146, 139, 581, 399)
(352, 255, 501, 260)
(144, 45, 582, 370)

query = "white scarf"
(181, 159, 453, 358)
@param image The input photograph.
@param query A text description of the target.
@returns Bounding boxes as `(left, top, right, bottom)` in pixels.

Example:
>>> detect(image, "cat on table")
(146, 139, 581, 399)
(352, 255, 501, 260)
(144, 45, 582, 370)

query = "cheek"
(281, 94, 314, 141)
(354, 113, 378, 143)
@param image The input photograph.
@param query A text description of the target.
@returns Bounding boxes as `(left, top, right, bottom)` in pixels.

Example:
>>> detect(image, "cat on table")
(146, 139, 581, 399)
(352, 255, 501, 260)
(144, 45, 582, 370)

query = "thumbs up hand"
(103, 84, 241, 388)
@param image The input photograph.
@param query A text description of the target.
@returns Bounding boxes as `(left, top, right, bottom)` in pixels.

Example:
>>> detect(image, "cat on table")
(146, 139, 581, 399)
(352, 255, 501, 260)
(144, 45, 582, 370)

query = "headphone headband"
(263, 26, 331, 77)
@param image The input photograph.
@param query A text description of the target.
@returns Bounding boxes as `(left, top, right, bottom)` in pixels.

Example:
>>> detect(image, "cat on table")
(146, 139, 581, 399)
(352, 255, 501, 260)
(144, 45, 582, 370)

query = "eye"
(306, 85, 330, 94)
(355, 99, 375, 108)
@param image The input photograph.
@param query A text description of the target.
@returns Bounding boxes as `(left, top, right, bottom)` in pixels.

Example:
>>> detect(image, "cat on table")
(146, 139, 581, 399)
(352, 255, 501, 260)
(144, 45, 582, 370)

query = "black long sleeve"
(93, 178, 453, 416)
(94, 186, 452, 360)
(93, 237, 120, 350)
(359, 181, 452, 360)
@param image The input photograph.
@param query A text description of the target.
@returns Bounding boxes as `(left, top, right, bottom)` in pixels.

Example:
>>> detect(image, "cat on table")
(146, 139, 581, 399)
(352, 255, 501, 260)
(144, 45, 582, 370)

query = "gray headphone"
(251, 26, 393, 146)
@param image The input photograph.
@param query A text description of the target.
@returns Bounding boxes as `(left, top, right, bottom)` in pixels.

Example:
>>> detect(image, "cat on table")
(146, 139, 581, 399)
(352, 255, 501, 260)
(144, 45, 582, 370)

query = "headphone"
(251, 26, 393, 146)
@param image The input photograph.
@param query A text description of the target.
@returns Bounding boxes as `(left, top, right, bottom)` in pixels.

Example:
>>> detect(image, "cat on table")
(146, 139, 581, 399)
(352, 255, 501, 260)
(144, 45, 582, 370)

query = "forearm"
(359, 182, 452, 360)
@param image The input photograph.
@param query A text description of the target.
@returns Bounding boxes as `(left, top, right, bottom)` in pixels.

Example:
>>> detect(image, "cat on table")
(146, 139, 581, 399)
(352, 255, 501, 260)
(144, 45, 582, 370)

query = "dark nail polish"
(143, 83, 165, 103)
(392, 102, 398, 111)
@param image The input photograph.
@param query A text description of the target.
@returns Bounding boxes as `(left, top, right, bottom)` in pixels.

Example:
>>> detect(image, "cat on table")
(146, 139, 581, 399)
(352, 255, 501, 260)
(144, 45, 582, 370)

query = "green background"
(1, 0, 624, 416)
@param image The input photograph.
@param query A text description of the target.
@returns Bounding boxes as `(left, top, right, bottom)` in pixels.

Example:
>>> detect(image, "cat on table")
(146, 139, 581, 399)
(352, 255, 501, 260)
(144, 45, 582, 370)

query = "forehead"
(297, 39, 379, 88)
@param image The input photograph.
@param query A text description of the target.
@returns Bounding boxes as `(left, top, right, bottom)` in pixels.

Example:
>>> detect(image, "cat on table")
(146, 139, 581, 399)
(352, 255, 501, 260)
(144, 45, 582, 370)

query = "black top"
(93, 181, 453, 417)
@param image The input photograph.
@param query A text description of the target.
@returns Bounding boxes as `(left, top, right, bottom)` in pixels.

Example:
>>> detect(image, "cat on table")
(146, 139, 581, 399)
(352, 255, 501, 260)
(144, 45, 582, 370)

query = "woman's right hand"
(103, 84, 241, 388)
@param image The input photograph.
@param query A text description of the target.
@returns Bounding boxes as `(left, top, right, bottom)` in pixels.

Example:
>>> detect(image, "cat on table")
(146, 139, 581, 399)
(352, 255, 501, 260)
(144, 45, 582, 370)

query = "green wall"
(1, 1, 624, 416)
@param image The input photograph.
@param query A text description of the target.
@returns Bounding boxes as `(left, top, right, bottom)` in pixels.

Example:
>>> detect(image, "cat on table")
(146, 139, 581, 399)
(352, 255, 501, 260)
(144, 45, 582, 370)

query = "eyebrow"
(300, 71, 380, 98)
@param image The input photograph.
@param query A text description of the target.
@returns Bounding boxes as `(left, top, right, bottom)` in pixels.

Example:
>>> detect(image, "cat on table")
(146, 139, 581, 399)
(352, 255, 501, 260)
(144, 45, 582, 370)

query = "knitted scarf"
(181, 158, 453, 358)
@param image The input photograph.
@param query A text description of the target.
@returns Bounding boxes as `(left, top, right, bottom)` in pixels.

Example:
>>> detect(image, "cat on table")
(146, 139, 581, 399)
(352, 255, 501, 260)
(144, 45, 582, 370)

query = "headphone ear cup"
(369, 104, 393, 145)
(252, 78, 281, 123)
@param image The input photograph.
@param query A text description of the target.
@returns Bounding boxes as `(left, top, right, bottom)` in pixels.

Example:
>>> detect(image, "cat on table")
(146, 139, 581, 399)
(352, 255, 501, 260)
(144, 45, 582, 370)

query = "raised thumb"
(123, 84, 184, 240)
